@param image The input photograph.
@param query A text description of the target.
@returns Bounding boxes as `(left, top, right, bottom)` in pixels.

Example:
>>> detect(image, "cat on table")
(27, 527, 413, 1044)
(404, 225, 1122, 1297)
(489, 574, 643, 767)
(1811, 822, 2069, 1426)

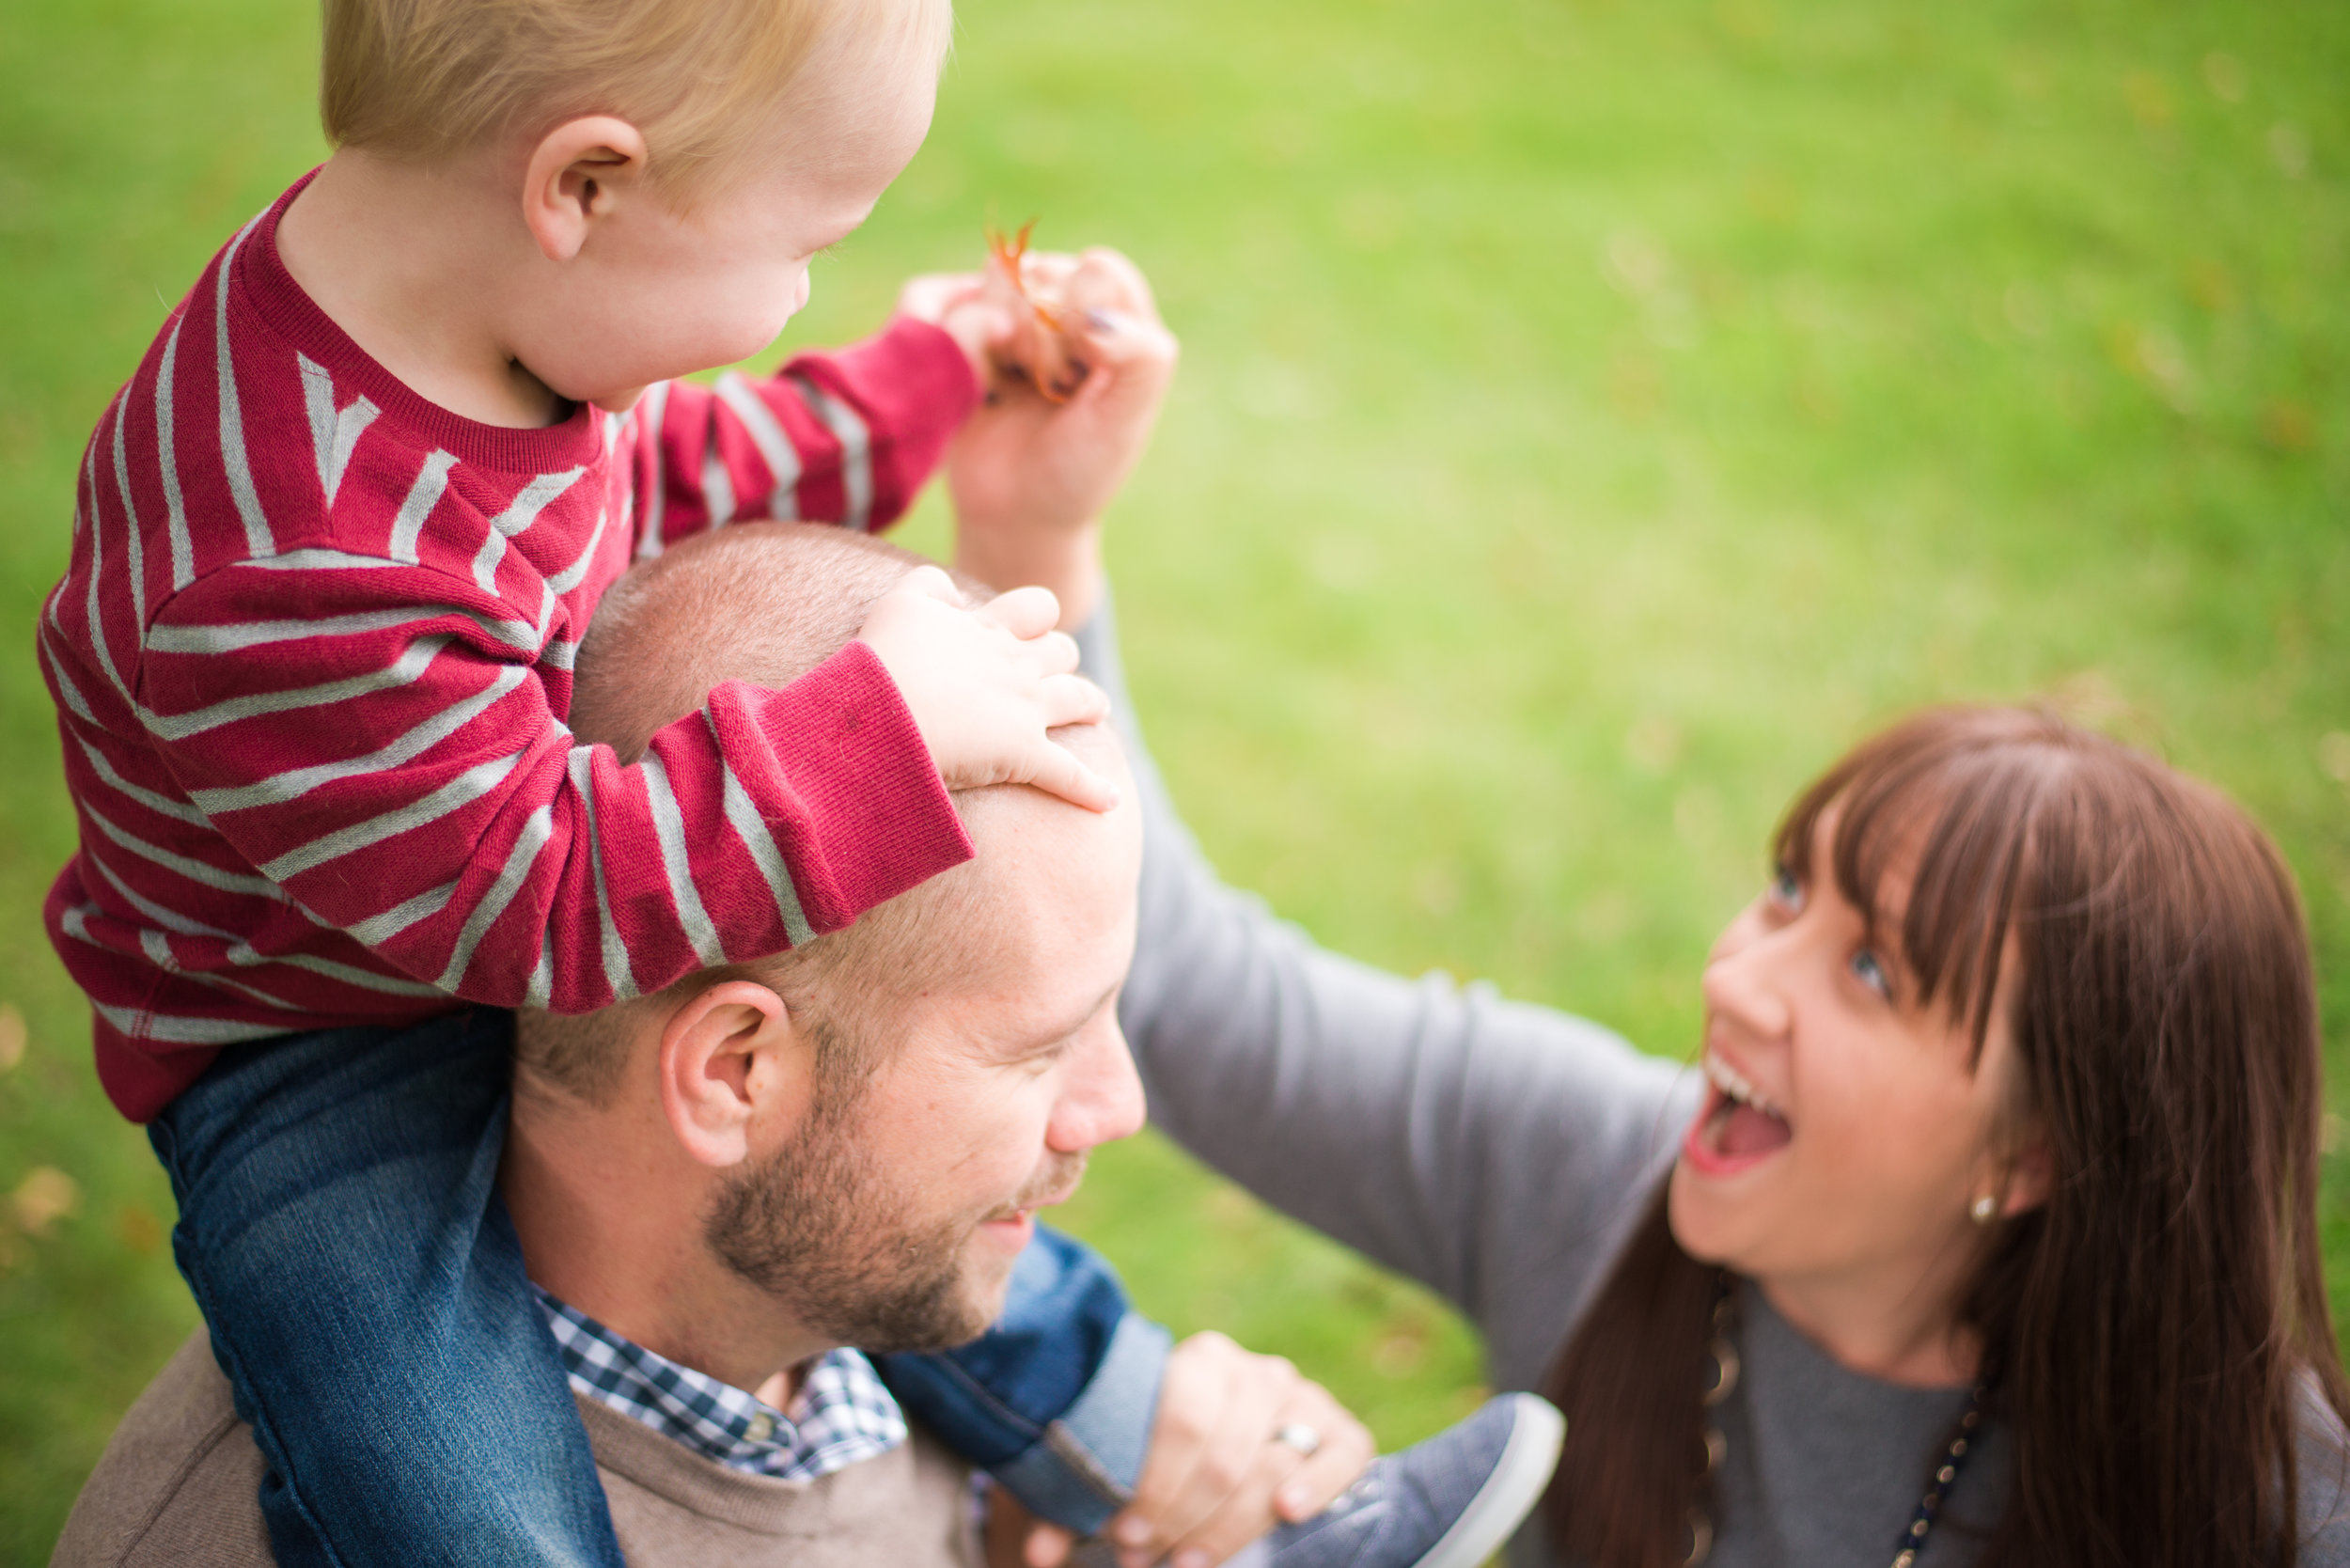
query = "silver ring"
(1272, 1422, 1323, 1457)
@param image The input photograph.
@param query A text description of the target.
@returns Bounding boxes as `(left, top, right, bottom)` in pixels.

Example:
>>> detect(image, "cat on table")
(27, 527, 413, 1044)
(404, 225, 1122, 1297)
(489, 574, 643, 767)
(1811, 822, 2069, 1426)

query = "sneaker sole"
(1408, 1394, 1567, 1568)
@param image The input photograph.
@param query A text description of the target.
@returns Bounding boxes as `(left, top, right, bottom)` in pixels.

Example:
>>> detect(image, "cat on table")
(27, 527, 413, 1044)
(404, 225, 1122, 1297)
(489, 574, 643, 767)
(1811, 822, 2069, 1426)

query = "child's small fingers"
(1016, 629, 1083, 681)
(897, 271, 987, 321)
(1041, 671, 1111, 729)
(977, 584, 1062, 640)
(1023, 744, 1120, 813)
(899, 563, 964, 604)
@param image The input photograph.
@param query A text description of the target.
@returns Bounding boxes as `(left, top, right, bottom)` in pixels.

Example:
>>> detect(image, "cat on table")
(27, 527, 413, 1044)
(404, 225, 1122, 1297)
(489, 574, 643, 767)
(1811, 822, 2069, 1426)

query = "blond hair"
(321, 0, 948, 200)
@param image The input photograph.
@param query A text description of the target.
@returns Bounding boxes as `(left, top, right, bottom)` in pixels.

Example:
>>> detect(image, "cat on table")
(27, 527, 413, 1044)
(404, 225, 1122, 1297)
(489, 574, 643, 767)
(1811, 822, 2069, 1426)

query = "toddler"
(41, 0, 1559, 1563)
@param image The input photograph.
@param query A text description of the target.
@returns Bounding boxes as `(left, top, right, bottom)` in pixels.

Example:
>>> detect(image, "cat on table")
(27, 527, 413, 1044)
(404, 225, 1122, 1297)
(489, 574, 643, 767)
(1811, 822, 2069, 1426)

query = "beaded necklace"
(1688, 1277, 1990, 1568)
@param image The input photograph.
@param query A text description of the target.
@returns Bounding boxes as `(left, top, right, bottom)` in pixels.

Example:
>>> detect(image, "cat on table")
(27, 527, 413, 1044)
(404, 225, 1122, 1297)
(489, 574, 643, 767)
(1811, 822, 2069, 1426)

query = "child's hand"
(947, 247, 1179, 623)
(854, 567, 1118, 812)
(896, 272, 1001, 394)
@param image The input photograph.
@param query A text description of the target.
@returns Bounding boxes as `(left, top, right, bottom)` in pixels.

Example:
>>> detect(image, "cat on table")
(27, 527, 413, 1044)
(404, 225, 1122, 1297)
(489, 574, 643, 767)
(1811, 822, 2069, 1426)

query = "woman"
(1083, 607, 2350, 1567)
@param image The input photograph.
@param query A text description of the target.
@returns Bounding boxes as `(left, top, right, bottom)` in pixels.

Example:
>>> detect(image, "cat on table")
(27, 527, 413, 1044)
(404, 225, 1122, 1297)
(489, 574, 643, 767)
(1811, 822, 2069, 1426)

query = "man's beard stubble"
(704, 1089, 1086, 1355)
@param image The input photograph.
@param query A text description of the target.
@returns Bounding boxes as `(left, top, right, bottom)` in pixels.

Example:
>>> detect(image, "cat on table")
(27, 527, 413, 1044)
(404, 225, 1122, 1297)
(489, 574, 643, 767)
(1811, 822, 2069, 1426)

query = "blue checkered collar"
(535, 1286, 908, 1480)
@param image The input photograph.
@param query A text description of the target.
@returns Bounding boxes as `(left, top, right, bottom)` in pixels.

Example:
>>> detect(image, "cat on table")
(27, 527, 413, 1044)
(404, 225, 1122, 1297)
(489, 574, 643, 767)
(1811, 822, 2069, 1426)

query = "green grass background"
(1, 0, 2345, 1556)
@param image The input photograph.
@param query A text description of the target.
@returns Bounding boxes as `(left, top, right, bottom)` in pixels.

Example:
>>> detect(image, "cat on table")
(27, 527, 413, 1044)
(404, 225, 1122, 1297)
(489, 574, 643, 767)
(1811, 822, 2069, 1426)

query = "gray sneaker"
(1262, 1392, 1566, 1568)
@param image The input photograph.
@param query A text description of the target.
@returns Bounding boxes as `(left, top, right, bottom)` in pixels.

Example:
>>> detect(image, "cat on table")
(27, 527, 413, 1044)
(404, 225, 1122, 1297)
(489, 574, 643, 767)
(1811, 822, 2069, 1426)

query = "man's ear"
(657, 980, 815, 1168)
(522, 116, 652, 263)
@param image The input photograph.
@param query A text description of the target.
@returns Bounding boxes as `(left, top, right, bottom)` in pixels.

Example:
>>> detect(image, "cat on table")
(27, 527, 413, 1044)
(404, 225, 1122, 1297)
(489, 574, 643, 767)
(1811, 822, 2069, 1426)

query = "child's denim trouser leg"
(149, 1009, 1167, 1560)
(879, 1226, 1172, 1535)
(148, 1011, 626, 1568)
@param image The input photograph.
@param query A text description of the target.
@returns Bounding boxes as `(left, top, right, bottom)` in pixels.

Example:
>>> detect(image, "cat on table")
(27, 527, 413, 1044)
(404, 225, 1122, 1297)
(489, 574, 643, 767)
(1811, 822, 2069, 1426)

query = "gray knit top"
(1083, 607, 2350, 1568)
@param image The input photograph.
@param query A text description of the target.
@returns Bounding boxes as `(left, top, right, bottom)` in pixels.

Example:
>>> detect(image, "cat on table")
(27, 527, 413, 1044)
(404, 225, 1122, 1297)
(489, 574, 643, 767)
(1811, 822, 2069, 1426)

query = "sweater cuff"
(750, 642, 973, 931)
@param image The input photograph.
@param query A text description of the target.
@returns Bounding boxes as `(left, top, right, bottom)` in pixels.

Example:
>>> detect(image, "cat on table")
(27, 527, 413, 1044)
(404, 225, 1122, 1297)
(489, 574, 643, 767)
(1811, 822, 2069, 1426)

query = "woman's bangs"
(1773, 710, 2069, 1050)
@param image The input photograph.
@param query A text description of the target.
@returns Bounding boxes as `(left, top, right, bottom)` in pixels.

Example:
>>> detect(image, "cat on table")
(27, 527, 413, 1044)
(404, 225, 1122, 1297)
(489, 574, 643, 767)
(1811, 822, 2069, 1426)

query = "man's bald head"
(520, 522, 1124, 1105)
(567, 523, 921, 763)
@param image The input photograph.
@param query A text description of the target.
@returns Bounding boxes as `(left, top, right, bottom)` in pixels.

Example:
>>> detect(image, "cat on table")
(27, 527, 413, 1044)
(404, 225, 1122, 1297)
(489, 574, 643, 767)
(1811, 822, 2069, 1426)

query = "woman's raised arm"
(1082, 596, 1698, 1388)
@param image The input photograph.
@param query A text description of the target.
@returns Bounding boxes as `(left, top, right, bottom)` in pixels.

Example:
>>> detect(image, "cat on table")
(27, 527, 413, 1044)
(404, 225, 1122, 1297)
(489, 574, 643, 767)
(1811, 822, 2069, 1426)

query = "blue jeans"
(149, 1011, 1165, 1568)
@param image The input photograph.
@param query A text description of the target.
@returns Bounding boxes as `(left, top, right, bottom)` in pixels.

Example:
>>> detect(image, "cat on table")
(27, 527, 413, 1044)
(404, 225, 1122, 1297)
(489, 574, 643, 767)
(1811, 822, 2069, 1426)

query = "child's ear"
(522, 116, 651, 262)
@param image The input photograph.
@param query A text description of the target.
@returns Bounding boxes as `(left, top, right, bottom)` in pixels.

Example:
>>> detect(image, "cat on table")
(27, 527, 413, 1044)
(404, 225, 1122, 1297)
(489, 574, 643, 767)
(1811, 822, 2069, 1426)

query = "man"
(53, 523, 1564, 1568)
(50, 520, 1301, 1564)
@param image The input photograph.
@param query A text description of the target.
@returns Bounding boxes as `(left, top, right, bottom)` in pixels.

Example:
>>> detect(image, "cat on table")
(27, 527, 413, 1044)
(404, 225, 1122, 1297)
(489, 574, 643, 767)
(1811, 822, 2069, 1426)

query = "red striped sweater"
(40, 175, 980, 1121)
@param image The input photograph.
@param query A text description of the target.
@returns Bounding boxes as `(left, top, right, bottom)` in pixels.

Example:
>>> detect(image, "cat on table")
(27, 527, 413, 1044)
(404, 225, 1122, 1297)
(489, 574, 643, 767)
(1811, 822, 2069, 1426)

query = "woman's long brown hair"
(1541, 706, 2350, 1566)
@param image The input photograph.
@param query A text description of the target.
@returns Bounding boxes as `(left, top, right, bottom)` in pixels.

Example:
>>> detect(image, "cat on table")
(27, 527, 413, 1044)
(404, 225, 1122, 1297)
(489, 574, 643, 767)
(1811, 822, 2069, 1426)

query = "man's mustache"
(990, 1152, 1089, 1219)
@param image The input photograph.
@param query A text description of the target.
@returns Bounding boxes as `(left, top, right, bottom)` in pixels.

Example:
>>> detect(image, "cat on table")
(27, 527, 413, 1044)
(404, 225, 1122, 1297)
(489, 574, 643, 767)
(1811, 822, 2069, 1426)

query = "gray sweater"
(1085, 607, 2350, 1568)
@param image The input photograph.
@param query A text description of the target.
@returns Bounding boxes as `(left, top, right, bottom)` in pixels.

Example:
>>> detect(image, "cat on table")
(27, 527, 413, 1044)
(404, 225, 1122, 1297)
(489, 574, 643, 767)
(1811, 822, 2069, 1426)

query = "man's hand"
(989, 1331, 1376, 1568)
(907, 248, 1178, 626)
(854, 566, 1117, 811)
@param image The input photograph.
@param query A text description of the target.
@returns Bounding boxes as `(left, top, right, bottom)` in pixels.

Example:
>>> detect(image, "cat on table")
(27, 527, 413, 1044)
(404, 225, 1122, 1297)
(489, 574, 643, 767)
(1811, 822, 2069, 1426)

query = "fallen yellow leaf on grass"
(118, 1205, 164, 1255)
(12, 1168, 80, 1236)
(0, 1005, 24, 1073)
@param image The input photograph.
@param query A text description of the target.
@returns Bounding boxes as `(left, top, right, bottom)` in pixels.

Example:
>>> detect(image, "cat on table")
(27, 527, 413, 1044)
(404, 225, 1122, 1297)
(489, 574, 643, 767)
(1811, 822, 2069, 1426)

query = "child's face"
(516, 24, 943, 412)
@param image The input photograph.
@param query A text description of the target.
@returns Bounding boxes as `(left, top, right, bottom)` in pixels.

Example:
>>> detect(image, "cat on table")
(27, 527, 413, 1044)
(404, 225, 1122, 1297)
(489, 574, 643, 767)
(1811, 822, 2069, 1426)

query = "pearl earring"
(1969, 1194, 1998, 1226)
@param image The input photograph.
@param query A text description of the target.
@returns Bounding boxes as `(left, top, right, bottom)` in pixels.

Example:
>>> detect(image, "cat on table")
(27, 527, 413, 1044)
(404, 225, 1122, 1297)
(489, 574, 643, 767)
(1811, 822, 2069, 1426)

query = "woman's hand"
(895, 270, 999, 392)
(942, 246, 1179, 627)
(986, 1330, 1375, 1568)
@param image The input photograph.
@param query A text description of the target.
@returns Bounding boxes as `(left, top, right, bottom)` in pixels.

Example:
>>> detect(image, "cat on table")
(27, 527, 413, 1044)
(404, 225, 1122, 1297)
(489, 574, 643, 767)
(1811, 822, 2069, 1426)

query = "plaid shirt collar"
(535, 1286, 907, 1481)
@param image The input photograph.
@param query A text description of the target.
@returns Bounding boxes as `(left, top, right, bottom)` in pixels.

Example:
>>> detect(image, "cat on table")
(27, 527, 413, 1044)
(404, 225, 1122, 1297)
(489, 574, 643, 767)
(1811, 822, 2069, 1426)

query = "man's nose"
(1048, 1019, 1146, 1153)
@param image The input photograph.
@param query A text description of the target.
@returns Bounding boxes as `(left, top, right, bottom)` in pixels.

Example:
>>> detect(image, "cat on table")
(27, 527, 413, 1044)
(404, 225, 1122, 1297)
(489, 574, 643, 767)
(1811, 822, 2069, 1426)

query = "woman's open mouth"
(1683, 1050, 1794, 1176)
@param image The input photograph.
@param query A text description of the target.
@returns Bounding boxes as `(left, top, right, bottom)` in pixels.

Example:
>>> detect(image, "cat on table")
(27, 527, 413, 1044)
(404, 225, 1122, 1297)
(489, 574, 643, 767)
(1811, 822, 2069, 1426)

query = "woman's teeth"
(1703, 1051, 1785, 1121)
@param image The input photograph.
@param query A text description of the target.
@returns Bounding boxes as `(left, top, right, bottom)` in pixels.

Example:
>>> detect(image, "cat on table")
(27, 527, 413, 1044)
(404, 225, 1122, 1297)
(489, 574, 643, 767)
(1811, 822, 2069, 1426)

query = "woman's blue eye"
(1851, 949, 1892, 999)
(1769, 868, 1803, 911)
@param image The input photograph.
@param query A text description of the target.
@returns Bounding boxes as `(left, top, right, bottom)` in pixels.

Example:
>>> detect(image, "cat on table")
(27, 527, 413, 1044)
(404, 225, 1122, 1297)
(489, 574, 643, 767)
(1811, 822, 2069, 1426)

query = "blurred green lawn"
(2, 0, 2345, 1557)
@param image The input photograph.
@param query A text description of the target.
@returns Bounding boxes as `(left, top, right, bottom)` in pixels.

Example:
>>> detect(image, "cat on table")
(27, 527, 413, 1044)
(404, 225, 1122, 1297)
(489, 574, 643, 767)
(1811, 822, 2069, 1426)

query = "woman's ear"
(522, 116, 651, 262)
(657, 980, 815, 1168)
(1997, 1135, 2055, 1220)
